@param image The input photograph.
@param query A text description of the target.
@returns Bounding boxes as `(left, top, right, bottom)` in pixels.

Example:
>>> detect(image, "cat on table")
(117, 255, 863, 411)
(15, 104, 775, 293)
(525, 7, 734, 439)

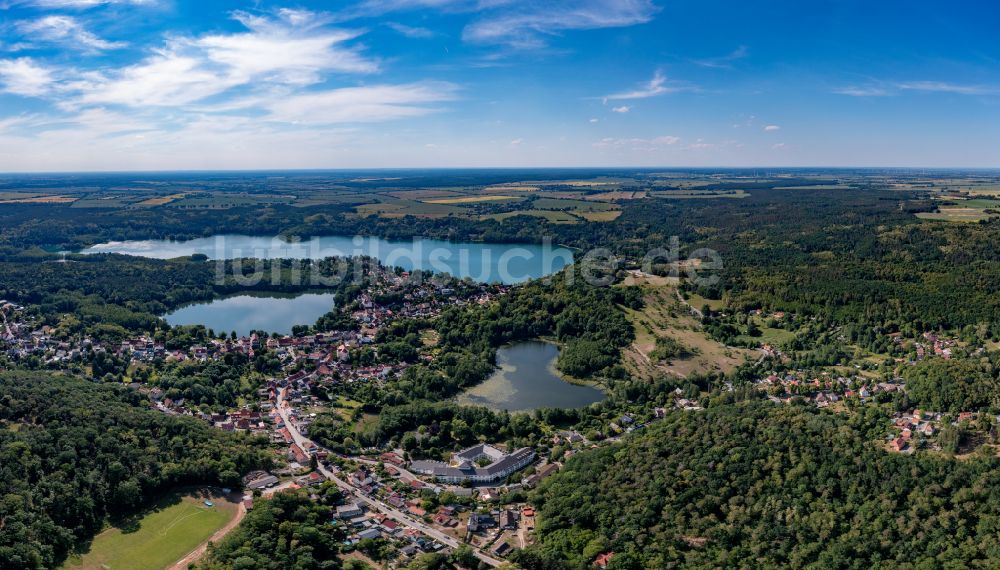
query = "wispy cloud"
(348, 0, 656, 49)
(604, 70, 693, 101)
(611, 105, 630, 113)
(833, 85, 891, 97)
(897, 81, 996, 95)
(462, 0, 658, 48)
(763, 124, 780, 131)
(0, 58, 55, 96)
(691, 45, 748, 68)
(60, 10, 378, 108)
(835, 80, 998, 97)
(593, 135, 680, 150)
(17, 16, 127, 52)
(14, 0, 155, 7)
(386, 22, 436, 38)
(265, 82, 458, 124)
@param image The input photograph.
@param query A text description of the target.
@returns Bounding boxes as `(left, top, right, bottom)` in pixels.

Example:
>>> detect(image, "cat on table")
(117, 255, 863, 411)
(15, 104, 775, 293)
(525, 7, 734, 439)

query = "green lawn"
(63, 490, 238, 570)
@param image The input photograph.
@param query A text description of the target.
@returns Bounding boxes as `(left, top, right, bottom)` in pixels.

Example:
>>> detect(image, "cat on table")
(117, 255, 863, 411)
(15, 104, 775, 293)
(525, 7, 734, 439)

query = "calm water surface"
(457, 341, 605, 412)
(164, 293, 335, 337)
(82, 234, 573, 284)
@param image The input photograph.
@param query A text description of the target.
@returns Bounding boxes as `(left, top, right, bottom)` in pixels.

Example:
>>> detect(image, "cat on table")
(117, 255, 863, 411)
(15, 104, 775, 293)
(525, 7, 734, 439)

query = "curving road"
(276, 391, 503, 568)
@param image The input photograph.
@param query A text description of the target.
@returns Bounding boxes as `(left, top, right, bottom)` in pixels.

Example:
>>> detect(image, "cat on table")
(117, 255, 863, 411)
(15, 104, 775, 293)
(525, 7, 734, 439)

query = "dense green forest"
(0, 372, 271, 569)
(521, 401, 1000, 570)
(198, 489, 346, 570)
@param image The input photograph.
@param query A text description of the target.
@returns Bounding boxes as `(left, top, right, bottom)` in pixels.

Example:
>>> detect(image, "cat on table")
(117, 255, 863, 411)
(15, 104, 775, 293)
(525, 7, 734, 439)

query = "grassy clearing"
(650, 190, 749, 199)
(685, 293, 726, 312)
(62, 489, 238, 570)
(352, 413, 380, 435)
(0, 192, 47, 200)
(486, 209, 580, 224)
(423, 195, 521, 205)
(170, 194, 294, 209)
(531, 197, 617, 212)
(385, 189, 468, 200)
(620, 277, 753, 379)
(917, 208, 996, 222)
(355, 199, 467, 218)
(576, 210, 622, 222)
(585, 191, 646, 200)
(133, 193, 187, 207)
(0, 195, 76, 204)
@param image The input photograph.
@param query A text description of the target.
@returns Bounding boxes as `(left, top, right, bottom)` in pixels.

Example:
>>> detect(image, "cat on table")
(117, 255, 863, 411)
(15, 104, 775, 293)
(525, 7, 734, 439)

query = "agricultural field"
(423, 194, 522, 205)
(916, 197, 1000, 222)
(486, 209, 581, 223)
(62, 489, 240, 570)
(0, 195, 76, 204)
(133, 193, 187, 207)
(650, 190, 749, 199)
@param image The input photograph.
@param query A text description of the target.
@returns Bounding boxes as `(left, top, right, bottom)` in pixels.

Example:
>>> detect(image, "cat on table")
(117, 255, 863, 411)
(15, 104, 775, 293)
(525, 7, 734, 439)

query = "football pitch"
(62, 490, 238, 570)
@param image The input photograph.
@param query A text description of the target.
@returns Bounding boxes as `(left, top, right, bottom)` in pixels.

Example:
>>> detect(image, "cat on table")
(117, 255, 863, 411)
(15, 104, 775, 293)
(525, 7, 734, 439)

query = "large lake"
(457, 342, 606, 412)
(82, 235, 573, 284)
(164, 293, 335, 337)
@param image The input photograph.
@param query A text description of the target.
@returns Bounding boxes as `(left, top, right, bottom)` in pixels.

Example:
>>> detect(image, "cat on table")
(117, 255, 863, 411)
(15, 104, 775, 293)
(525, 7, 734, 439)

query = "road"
(0, 307, 13, 339)
(276, 392, 503, 568)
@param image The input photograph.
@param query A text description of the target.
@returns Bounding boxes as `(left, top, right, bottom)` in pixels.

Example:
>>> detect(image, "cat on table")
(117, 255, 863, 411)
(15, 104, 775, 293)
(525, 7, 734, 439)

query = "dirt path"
(168, 501, 246, 570)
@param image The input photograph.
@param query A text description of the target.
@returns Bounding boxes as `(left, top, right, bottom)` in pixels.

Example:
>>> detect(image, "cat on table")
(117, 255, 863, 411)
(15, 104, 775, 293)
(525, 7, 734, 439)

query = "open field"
(650, 190, 749, 199)
(356, 199, 466, 218)
(386, 189, 468, 200)
(531, 197, 617, 212)
(134, 193, 187, 207)
(63, 488, 240, 570)
(619, 275, 753, 379)
(0, 191, 47, 200)
(585, 190, 646, 200)
(0, 195, 77, 204)
(916, 197, 1000, 222)
(486, 209, 581, 223)
(577, 210, 622, 222)
(423, 195, 521, 204)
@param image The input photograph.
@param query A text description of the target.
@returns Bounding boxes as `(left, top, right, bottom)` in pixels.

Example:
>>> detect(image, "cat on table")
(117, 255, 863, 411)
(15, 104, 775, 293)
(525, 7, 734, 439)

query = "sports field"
(62, 489, 239, 570)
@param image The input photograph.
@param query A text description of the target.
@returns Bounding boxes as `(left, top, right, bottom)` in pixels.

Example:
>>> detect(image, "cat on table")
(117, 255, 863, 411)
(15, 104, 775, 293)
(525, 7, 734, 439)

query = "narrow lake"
(163, 293, 335, 337)
(82, 234, 573, 284)
(457, 341, 606, 412)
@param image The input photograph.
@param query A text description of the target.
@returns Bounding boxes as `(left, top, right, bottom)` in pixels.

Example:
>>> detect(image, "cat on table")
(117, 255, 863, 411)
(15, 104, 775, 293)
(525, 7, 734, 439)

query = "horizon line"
(3, 165, 1000, 176)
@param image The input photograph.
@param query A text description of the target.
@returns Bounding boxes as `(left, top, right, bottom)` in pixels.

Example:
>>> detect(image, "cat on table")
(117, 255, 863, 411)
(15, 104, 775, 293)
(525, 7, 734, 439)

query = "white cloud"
(833, 86, 890, 97)
(17, 16, 127, 52)
(462, 0, 657, 48)
(589, 118, 598, 123)
(835, 81, 997, 97)
(386, 22, 436, 38)
(265, 82, 458, 124)
(64, 10, 378, 108)
(897, 81, 995, 95)
(691, 45, 748, 68)
(605, 70, 692, 100)
(18, 0, 155, 7)
(72, 51, 237, 107)
(611, 105, 630, 113)
(0, 58, 55, 96)
(509, 137, 523, 146)
(593, 135, 680, 150)
(763, 124, 780, 131)
(772, 142, 786, 149)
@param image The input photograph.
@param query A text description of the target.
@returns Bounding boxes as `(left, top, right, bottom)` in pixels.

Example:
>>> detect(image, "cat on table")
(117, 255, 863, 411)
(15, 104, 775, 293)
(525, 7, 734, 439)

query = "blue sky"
(0, 0, 998, 171)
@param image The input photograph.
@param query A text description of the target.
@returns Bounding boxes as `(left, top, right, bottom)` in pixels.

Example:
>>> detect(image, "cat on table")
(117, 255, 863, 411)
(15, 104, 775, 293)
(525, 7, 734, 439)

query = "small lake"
(164, 293, 335, 337)
(82, 235, 573, 284)
(457, 341, 606, 412)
